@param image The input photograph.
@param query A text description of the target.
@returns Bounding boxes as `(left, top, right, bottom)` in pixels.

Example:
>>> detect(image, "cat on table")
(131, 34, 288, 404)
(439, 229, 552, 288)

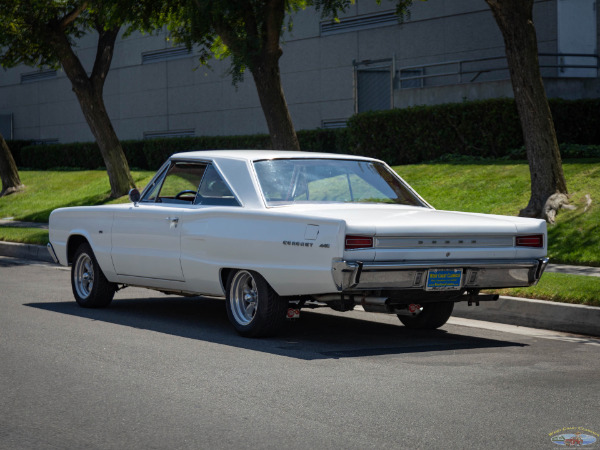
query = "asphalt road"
(1, 257, 599, 450)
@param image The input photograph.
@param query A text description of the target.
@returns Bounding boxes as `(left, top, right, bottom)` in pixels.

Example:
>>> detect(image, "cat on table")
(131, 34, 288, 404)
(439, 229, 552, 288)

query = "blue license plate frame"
(426, 269, 463, 291)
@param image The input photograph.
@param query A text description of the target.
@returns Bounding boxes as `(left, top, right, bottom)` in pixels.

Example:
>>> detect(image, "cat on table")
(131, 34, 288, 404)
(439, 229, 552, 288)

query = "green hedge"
(347, 98, 600, 165)
(551, 98, 600, 144)
(5, 140, 34, 166)
(346, 99, 521, 164)
(13, 97, 600, 170)
(17, 129, 350, 170)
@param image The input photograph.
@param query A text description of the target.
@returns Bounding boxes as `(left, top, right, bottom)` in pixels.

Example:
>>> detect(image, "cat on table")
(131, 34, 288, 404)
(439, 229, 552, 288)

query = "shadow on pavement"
(26, 295, 526, 360)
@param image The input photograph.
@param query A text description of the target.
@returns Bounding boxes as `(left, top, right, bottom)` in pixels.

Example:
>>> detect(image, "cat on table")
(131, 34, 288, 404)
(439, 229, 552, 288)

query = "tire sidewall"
(71, 243, 114, 308)
(225, 270, 286, 337)
(398, 301, 454, 330)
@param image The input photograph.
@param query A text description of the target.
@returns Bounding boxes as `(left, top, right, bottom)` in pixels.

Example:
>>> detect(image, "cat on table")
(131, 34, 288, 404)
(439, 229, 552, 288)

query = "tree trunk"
(212, 0, 300, 151)
(251, 56, 300, 150)
(72, 87, 135, 197)
(0, 133, 24, 197)
(486, 0, 568, 219)
(48, 25, 135, 198)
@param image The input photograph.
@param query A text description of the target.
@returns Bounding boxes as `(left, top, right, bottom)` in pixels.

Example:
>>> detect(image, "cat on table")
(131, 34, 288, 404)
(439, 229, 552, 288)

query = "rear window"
(253, 159, 424, 207)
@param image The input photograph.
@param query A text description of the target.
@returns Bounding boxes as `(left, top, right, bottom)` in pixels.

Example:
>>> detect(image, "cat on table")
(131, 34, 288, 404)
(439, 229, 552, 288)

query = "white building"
(0, 0, 598, 143)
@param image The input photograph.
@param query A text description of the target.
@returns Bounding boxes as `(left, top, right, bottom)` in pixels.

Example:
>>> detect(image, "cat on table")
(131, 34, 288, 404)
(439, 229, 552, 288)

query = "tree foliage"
(136, 0, 355, 150)
(0, 1, 137, 198)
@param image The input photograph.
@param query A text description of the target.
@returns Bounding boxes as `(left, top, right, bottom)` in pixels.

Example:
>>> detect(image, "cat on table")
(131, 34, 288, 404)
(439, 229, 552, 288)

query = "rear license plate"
(426, 269, 463, 291)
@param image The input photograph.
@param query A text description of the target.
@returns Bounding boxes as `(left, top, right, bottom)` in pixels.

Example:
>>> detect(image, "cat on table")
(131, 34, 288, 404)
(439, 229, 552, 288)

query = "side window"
(196, 165, 239, 206)
(143, 162, 207, 204)
(141, 166, 168, 202)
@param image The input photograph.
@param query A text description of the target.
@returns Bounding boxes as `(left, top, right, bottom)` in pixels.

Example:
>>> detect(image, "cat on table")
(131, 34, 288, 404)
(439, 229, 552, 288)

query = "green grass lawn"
(0, 170, 155, 222)
(0, 227, 49, 245)
(0, 162, 598, 305)
(486, 272, 600, 307)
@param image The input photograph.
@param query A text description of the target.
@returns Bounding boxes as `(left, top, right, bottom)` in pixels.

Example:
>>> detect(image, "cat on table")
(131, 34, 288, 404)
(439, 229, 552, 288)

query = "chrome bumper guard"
(46, 243, 59, 264)
(332, 257, 550, 291)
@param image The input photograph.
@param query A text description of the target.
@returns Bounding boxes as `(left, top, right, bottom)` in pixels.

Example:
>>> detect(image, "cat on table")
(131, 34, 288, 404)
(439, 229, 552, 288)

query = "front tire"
(71, 242, 116, 308)
(225, 270, 287, 337)
(398, 302, 454, 330)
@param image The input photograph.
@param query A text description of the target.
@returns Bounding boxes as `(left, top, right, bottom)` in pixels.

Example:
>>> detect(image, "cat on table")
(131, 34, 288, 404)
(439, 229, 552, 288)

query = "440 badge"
(549, 428, 598, 446)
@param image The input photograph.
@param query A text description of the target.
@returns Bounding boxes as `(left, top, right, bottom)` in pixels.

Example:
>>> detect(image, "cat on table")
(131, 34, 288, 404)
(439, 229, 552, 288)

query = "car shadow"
(26, 295, 526, 361)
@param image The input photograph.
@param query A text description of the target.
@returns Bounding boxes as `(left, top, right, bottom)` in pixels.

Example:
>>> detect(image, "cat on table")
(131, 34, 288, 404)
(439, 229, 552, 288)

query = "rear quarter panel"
(180, 209, 344, 296)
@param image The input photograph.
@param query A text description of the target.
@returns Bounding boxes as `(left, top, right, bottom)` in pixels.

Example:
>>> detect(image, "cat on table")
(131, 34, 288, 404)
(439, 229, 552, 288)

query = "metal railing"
(397, 53, 599, 89)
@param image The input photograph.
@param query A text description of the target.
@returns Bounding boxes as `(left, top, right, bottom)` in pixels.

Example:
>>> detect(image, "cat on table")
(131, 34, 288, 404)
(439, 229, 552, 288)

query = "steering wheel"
(174, 190, 197, 199)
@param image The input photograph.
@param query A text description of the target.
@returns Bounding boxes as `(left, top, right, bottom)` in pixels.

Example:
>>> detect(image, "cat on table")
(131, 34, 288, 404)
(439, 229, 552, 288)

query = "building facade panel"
(0, 0, 597, 143)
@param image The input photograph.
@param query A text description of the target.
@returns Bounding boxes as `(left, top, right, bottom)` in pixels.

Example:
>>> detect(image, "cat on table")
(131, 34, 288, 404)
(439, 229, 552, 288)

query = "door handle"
(165, 217, 179, 228)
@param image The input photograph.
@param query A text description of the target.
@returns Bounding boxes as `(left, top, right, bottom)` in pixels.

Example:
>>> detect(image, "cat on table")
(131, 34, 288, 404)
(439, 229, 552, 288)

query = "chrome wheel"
(74, 252, 94, 300)
(225, 270, 288, 337)
(71, 242, 115, 308)
(229, 270, 258, 326)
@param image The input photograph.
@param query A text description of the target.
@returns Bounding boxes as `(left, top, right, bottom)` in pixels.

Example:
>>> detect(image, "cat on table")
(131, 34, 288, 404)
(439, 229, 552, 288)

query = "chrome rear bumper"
(332, 257, 549, 291)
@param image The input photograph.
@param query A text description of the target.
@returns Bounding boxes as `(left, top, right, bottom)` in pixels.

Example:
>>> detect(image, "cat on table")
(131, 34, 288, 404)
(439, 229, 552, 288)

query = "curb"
(0, 241, 55, 264)
(1, 240, 598, 337)
(454, 296, 600, 337)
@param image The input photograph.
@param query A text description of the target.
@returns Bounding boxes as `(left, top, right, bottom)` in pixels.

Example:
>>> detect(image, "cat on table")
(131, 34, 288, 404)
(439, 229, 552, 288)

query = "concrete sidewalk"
(0, 238, 598, 337)
(545, 263, 600, 277)
(0, 219, 48, 229)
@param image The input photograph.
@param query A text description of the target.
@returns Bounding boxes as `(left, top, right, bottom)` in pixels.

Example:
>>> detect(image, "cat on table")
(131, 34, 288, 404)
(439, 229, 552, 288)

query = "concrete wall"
(0, 0, 597, 143)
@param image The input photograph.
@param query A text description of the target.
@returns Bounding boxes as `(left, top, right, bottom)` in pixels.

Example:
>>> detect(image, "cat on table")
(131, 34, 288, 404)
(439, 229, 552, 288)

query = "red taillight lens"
(345, 235, 373, 250)
(516, 234, 544, 248)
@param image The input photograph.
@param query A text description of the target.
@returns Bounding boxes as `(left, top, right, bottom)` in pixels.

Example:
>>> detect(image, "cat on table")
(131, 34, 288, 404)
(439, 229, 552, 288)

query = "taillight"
(516, 234, 544, 248)
(345, 235, 373, 250)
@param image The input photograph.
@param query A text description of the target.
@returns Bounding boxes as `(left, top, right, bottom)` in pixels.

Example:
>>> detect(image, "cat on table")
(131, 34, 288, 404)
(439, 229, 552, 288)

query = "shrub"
(347, 98, 600, 164)
(16, 97, 600, 169)
(20, 142, 104, 170)
(5, 140, 33, 166)
(347, 99, 523, 165)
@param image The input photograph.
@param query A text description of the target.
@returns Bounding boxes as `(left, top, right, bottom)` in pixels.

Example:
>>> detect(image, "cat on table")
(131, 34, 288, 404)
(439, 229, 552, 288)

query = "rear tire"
(225, 270, 287, 337)
(398, 302, 454, 330)
(71, 242, 116, 308)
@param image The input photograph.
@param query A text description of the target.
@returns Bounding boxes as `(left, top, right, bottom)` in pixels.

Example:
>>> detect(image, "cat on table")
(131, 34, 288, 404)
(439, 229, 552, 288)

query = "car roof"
(170, 149, 380, 163)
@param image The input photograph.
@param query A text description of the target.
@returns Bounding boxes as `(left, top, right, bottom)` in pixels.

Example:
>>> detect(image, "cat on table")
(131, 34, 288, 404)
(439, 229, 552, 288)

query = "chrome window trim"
(252, 157, 430, 209)
(140, 158, 243, 207)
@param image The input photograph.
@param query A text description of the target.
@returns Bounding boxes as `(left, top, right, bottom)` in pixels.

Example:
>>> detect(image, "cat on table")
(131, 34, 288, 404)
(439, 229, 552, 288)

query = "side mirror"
(128, 188, 141, 204)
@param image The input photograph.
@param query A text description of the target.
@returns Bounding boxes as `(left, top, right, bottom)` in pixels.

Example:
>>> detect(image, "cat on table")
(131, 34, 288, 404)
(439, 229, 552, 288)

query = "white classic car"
(48, 150, 548, 337)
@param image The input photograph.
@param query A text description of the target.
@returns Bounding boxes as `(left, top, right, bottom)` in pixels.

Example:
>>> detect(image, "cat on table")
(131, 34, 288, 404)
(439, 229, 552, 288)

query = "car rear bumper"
(332, 257, 549, 291)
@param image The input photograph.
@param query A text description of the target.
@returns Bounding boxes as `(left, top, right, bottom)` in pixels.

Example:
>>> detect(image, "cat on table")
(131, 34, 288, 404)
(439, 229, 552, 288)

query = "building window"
(143, 129, 195, 139)
(321, 11, 398, 36)
(142, 47, 192, 64)
(321, 119, 347, 129)
(355, 61, 393, 113)
(20, 69, 57, 84)
(400, 68, 424, 89)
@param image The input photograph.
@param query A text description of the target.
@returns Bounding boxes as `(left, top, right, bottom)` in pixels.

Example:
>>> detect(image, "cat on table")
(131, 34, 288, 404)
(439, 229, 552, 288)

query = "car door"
(111, 161, 207, 282)
(111, 204, 186, 281)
